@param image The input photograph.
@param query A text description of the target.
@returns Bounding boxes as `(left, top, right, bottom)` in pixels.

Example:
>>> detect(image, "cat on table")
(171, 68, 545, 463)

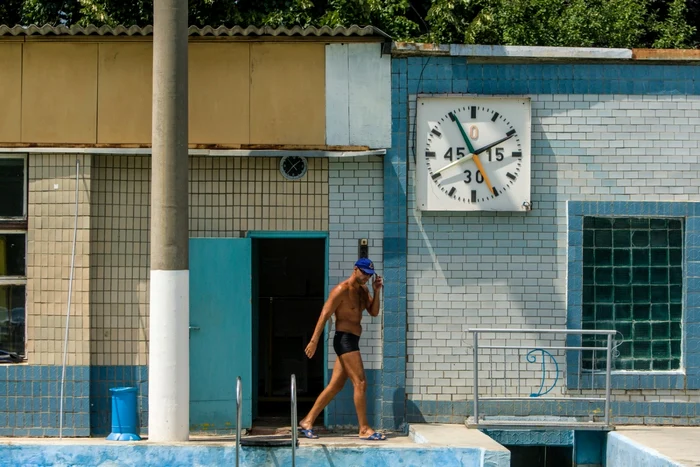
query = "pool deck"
(0, 423, 511, 467)
(0, 423, 505, 449)
(613, 426, 700, 466)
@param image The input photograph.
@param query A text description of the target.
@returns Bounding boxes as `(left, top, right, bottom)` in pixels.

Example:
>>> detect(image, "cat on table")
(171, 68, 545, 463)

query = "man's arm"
(304, 285, 343, 358)
(366, 275, 383, 317)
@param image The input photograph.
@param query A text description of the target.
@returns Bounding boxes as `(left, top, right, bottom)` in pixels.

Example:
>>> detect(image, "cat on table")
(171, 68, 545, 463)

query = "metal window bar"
(291, 374, 297, 467)
(236, 376, 242, 467)
(470, 328, 615, 429)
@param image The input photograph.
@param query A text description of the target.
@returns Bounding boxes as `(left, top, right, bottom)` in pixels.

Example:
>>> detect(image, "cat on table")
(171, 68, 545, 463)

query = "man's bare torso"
(332, 278, 370, 336)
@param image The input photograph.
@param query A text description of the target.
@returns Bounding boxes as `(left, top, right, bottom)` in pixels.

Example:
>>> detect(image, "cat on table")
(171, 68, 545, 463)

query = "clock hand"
(472, 131, 516, 156)
(471, 154, 497, 196)
(449, 112, 476, 154)
(431, 132, 516, 177)
(470, 132, 515, 197)
(431, 152, 475, 176)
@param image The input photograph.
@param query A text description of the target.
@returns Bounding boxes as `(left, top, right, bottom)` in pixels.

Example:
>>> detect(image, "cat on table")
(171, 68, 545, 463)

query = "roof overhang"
(0, 24, 391, 41)
(0, 147, 386, 158)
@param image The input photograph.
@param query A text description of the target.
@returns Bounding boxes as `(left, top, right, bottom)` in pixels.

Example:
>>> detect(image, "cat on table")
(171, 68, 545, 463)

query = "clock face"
(280, 155, 308, 180)
(416, 97, 531, 211)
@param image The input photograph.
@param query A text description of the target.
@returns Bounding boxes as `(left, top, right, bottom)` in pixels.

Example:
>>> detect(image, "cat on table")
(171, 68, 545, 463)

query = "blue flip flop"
(360, 432, 386, 441)
(298, 427, 319, 439)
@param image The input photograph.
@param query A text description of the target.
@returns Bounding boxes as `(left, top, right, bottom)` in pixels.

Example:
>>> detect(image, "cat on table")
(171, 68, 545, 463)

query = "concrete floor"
(617, 426, 700, 466)
(410, 423, 509, 451)
(0, 423, 504, 449)
(0, 424, 511, 467)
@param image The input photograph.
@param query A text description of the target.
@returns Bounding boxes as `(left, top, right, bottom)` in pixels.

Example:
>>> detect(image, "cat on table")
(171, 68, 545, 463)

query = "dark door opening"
(253, 238, 326, 424)
(507, 445, 573, 467)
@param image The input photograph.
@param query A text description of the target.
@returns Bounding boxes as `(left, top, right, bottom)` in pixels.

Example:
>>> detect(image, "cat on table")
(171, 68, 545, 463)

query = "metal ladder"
(236, 376, 242, 467)
(234, 374, 298, 467)
(291, 374, 298, 467)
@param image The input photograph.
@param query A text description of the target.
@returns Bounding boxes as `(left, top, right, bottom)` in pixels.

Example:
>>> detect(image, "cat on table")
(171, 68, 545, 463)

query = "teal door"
(189, 238, 252, 431)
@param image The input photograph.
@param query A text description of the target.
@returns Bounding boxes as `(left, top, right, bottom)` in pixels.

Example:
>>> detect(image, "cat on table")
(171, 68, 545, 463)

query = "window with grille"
(0, 156, 27, 359)
(582, 216, 683, 371)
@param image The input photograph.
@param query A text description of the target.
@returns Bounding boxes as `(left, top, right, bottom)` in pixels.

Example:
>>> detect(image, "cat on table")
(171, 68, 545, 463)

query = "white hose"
(59, 159, 80, 439)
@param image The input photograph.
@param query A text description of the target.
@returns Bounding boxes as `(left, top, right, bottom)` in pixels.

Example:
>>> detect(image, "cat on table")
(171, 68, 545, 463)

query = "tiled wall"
(89, 155, 149, 367)
(326, 155, 384, 427)
(392, 57, 700, 423)
(0, 153, 333, 436)
(0, 365, 90, 436)
(189, 157, 329, 235)
(0, 154, 92, 436)
(86, 154, 330, 434)
(90, 155, 329, 367)
(407, 92, 700, 403)
(327, 156, 384, 369)
(27, 154, 92, 366)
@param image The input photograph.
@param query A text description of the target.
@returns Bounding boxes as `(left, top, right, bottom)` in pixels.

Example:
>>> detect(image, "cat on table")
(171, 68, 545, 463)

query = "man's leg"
(338, 350, 384, 438)
(299, 357, 348, 430)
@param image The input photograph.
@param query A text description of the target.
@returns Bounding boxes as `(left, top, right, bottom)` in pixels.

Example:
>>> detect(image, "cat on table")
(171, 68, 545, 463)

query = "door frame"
(247, 231, 330, 424)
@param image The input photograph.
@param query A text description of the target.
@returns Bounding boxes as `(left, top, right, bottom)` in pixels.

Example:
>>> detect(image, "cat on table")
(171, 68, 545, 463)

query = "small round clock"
(416, 97, 531, 212)
(280, 155, 308, 181)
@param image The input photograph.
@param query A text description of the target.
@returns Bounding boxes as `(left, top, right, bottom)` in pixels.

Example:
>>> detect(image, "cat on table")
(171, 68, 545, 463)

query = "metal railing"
(470, 328, 616, 429)
(291, 374, 297, 467)
(236, 376, 242, 467)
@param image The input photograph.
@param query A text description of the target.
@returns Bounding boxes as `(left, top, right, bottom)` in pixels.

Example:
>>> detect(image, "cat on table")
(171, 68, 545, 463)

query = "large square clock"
(416, 96, 531, 212)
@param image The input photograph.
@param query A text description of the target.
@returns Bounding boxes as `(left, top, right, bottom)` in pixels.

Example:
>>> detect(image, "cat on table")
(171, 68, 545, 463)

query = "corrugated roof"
(0, 24, 391, 39)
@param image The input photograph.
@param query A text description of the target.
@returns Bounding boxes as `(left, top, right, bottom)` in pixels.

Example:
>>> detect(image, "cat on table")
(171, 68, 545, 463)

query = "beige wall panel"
(189, 43, 250, 144)
(0, 43, 22, 142)
(22, 43, 98, 144)
(97, 43, 153, 144)
(250, 43, 325, 145)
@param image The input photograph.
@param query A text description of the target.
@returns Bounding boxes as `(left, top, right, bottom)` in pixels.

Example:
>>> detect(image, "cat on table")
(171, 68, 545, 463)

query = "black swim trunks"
(333, 331, 360, 356)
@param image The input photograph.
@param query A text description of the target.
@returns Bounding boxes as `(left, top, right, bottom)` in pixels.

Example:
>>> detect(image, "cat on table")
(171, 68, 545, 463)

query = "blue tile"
(654, 376, 671, 388)
(453, 79, 468, 93)
(689, 293, 700, 308)
(639, 375, 655, 388)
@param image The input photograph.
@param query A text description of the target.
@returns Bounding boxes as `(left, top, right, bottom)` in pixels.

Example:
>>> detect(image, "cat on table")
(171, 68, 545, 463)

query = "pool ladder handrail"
(236, 376, 242, 467)
(291, 374, 297, 467)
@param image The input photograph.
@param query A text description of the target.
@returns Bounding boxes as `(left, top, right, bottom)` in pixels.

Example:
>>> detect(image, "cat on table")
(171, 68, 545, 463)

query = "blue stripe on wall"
(404, 57, 700, 96)
(0, 365, 89, 436)
(382, 55, 409, 431)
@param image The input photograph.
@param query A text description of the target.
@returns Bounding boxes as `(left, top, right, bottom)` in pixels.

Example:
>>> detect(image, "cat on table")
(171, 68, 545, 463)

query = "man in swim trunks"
(298, 258, 386, 441)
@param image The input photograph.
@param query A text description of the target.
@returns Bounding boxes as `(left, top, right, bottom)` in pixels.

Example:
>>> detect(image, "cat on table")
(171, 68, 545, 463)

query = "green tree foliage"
(651, 0, 697, 48)
(0, 0, 25, 27)
(1, 0, 697, 48)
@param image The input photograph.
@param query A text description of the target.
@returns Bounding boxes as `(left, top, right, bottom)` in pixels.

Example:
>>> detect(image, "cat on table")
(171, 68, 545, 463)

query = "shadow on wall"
(402, 388, 426, 424)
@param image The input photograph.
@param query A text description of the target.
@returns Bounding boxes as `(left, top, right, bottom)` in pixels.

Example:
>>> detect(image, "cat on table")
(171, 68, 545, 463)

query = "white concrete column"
(148, 271, 189, 440)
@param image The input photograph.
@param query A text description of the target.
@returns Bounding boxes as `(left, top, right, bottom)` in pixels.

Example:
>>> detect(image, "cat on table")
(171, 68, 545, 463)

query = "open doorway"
(252, 237, 326, 426)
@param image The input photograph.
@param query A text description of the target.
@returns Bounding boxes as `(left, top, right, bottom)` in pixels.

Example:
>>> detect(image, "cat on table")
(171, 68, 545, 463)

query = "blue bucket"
(107, 387, 142, 441)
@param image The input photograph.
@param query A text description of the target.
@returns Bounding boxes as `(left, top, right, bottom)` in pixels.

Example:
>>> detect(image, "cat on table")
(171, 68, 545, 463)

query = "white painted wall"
(325, 43, 391, 149)
(406, 94, 700, 403)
